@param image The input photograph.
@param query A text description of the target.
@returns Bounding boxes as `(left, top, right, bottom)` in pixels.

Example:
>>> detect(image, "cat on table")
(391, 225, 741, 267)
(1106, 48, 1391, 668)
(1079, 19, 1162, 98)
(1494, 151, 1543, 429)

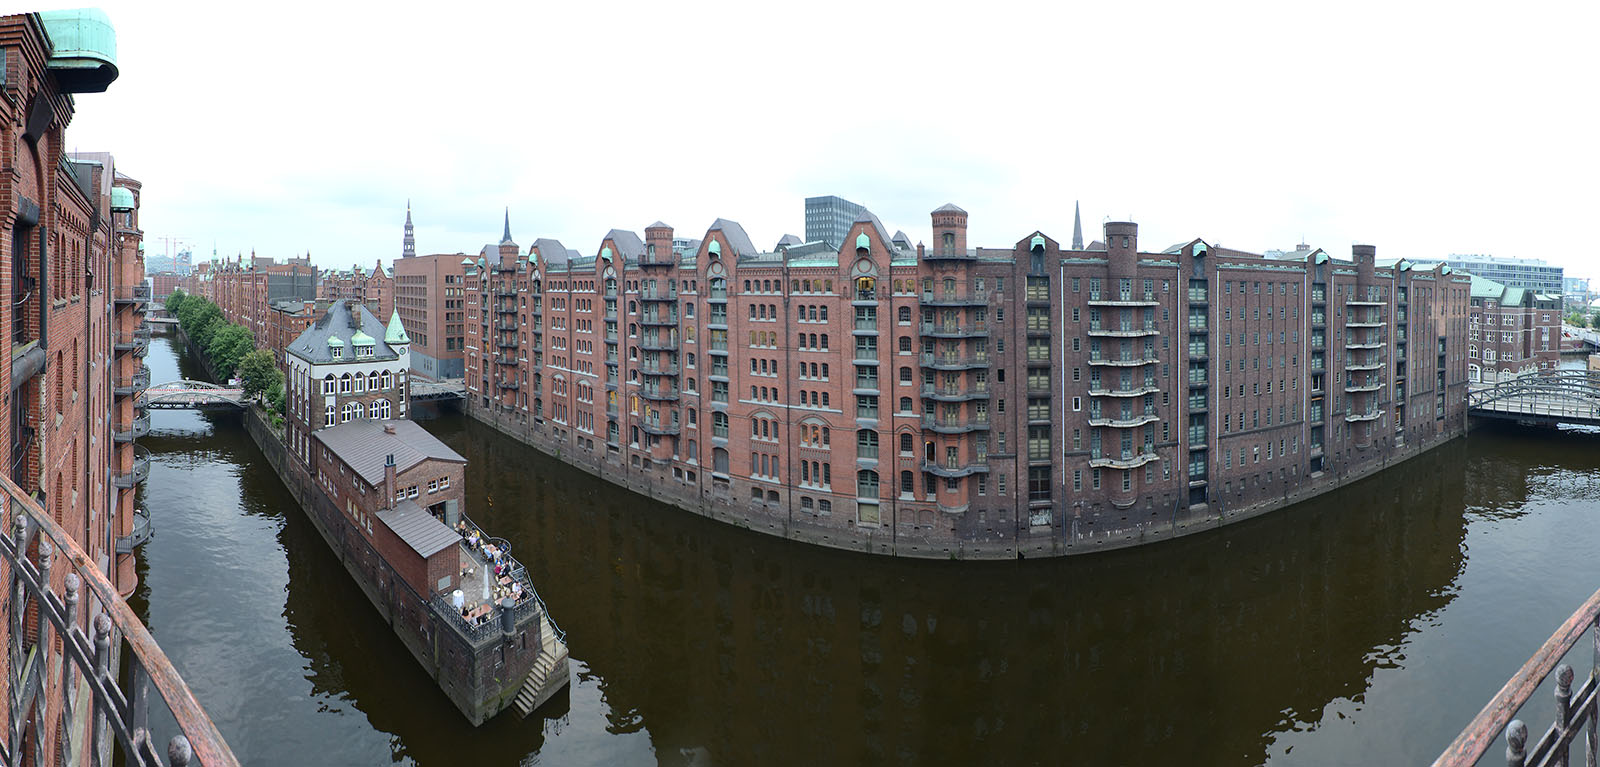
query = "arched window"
(898, 306, 911, 323)
(857, 429, 879, 459)
(339, 373, 353, 394)
(323, 374, 336, 395)
(379, 399, 392, 419)
(900, 433, 913, 453)
(369, 400, 381, 419)
(899, 397, 912, 412)
(898, 336, 912, 352)
(381, 370, 393, 390)
(857, 469, 879, 497)
(368, 372, 380, 391)
(900, 471, 914, 494)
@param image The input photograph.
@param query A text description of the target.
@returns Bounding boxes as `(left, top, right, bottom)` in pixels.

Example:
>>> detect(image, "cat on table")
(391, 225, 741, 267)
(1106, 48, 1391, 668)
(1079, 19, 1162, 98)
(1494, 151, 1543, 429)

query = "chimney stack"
(384, 453, 397, 507)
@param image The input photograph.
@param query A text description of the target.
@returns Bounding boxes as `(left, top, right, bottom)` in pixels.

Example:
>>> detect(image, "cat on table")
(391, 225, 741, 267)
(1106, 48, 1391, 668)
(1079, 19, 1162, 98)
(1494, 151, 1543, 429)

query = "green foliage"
(165, 290, 187, 316)
(206, 324, 254, 379)
(178, 299, 223, 349)
(1592, 314, 1600, 330)
(268, 376, 286, 415)
(236, 349, 277, 400)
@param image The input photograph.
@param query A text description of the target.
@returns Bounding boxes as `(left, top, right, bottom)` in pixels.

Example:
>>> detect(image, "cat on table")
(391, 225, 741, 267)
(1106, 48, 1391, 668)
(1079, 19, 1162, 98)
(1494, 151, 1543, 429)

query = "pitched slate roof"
(604, 229, 645, 261)
(377, 498, 460, 559)
(707, 218, 757, 257)
(313, 418, 466, 487)
(531, 238, 569, 265)
(288, 300, 402, 363)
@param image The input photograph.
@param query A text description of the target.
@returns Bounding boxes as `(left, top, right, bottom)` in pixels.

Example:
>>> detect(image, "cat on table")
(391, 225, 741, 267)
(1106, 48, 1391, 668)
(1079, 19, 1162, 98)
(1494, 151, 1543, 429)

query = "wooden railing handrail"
(1432, 585, 1600, 767)
(1, 474, 239, 766)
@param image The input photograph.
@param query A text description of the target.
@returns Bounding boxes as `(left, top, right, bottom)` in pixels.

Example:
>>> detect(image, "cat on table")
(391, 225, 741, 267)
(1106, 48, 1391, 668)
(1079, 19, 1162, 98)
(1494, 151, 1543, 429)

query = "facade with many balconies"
(462, 202, 1472, 558)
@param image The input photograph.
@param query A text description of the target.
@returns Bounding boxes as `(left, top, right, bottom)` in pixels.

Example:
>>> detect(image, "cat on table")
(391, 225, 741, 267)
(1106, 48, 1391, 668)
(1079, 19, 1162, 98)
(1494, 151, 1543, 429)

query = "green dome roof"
(38, 9, 119, 93)
(350, 329, 375, 346)
(327, 336, 343, 346)
(110, 186, 135, 211)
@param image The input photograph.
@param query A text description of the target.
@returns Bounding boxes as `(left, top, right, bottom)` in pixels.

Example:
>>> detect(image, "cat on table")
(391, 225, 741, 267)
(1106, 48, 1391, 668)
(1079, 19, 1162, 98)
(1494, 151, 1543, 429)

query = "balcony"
(921, 382, 990, 401)
(113, 325, 152, 355)
(639, 385, 680, 401)
(1088, 448, 1160, 470)
(853, 318, 879, 332)
(640, 420, 680, 436)
(919, 321, 989, 337)
(1088, 383, 1159, 398)
(115, 505, 153, 554)
(1087, 354, 1160, 367)
(1087, 412, 1159, 429)
(1344, 381, 1383, 393)
(497, 380, 520, 390)
(640, 286, 678, 302)
(919, 352, 990, 369)
(920, 289, 989, 306)
(496, 304, 517, 315)
(495, 356, 518, 366)
(1346, 298, 1385, 306)
(641, 313, 679, 327)
(1087, 291, 1159, 307)
(1346, 340, 1387, 350)
(112, 444, 151, 489)
(923, 247, 976, 261)
(113, 412, 150, 442)
(1345, 410, 1381, 423)
(114, 365, 151, 396)
(641, 336, 677, 351)
(494, 286, 517, 297)
(921, 413, 991, 433)
(1347, 319, 1386, 329)
(114, 283, 152, 305)
(640, 359, 680, 376)
(495, 322, 517, 332)
(1086, 323, 1160, 338)
(921, 458, 991, 478)
(1346, 360, 1385, 371)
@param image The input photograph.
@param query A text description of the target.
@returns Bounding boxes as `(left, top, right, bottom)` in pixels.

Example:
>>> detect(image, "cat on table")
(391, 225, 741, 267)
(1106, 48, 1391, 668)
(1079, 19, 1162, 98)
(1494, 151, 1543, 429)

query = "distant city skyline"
(63, 1, 1599, 276)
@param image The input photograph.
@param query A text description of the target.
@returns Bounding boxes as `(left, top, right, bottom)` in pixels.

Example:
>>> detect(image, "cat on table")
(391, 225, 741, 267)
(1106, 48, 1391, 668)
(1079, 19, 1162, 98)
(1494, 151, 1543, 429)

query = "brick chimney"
(384, 453, 397, 508)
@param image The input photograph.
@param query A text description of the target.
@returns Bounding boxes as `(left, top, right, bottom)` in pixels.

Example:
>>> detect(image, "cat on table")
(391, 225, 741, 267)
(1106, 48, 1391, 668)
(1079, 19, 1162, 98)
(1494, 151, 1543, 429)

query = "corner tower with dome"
(281, 299, 413, 467)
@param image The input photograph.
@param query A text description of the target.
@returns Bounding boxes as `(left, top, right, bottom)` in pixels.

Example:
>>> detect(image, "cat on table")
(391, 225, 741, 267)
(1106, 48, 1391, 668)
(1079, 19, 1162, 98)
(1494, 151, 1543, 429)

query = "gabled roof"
(313, 419, 466, 487)
(707, 218, 757, 257)
(1470, 274, 1506, 300)
(603, 229, 645, 262)
(776, 234, 802, 248)
(531, 238, 569, 265)
(288, 300, 402, 363)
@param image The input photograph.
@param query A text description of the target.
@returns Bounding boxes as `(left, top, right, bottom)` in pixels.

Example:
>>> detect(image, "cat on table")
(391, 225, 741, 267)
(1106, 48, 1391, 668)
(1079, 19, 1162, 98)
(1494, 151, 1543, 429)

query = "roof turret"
(385, 309, 411, 345)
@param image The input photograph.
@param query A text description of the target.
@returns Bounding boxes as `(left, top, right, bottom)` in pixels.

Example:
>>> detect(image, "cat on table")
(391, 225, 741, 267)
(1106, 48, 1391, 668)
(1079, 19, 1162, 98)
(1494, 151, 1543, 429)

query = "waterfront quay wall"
(466, 401, 1469, 560)
(178, 329, 535, 724)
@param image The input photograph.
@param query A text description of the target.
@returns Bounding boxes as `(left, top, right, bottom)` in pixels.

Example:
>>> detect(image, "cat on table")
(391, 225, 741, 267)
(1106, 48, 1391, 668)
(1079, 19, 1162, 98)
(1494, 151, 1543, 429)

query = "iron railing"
(1, 474, 237, 766)
(1434, 586, 1600, 767)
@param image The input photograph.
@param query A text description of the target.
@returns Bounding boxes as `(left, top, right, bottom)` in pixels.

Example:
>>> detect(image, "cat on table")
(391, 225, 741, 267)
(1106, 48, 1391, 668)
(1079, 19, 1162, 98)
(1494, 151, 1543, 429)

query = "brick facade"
(319, 260, 393, 319)
(394, 252, 469, 380)
(1467, 275, 1562, 384)
(463, 205, 1473, 558)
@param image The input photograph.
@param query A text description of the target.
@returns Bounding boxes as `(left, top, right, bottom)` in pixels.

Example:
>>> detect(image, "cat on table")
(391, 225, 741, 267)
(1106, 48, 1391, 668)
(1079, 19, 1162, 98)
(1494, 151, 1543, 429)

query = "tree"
(207, 324, 254, 379)
(1592, 313, 1600, 331)
(178, 299, 222, 348)
(267, 374, 286, 415)
(165, 290, 187, 316)
(236, 348, 277, 400)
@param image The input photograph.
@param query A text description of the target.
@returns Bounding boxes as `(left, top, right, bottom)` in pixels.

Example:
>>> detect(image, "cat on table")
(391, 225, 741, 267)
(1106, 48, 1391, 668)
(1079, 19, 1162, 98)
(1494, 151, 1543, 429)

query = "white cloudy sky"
(53, 0, 1600, 277)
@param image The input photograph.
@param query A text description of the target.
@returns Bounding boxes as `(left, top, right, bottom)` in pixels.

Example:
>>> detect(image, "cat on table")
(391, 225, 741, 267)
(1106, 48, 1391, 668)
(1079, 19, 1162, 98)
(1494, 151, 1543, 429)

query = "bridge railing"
(1, 473, 239, 766)
(1469, 370, 1600, 410)
(1434, 586, 1600, 767)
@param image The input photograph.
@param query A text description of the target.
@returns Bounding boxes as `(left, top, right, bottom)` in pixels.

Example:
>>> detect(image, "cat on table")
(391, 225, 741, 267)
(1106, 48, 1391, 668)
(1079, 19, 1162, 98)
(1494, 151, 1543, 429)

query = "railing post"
(1590, 617, 1599, 767)
(91, 614, 111, 767)
(1558, 664, 1575, 767)
(1509, 719, 1528, 767)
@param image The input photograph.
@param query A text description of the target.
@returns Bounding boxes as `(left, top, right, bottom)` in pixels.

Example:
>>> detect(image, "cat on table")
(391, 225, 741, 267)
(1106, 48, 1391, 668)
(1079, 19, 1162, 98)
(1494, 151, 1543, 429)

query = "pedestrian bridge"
(411, 379, 466, 402)
(140, 380, 245, 410)
(1468, 369, 1600, 427)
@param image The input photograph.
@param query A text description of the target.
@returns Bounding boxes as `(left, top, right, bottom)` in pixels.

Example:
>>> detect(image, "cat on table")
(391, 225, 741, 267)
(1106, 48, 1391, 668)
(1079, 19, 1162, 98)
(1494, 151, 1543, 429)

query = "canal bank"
(464, 399, 1473, 561)
(174, 327, 567, 724)
(136, 330, 1600, 766)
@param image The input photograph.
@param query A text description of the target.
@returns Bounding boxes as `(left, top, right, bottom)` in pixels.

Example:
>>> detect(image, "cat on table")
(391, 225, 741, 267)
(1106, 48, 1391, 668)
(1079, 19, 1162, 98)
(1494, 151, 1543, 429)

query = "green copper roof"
(385, 309, 410, 345)
(1469, 274, 1504, 299)
(110, 186, 134, 211)
(327, 336, 343, 347)
(350, 329, 375, 346)
(1030, 235, 1046, 249)
(707, 240, 721, 256)
(855, 232, 870, 250)
(38, 9, 118, 93)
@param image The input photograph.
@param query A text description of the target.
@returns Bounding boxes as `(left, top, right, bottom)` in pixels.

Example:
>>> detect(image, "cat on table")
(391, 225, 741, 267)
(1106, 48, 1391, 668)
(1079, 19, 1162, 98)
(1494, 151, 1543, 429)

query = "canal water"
(132, 332, 1600, 766)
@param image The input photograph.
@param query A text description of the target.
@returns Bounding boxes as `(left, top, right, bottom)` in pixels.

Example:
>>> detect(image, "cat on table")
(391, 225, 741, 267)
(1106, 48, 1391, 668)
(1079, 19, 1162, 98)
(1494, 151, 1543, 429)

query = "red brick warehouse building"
(463, 203, 1473, 559)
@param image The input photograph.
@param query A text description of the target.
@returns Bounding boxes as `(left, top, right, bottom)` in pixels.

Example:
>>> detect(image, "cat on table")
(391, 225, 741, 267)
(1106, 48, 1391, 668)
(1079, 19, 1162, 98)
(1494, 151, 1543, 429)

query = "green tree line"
(166, 290, 285, 415)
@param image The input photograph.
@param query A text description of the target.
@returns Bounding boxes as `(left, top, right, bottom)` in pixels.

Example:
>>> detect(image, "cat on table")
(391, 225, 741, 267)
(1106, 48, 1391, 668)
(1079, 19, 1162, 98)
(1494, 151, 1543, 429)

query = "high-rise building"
(804, 195, 868, 249)
(1412, 255, 1563, 295)
(461, 201, 1473, 559)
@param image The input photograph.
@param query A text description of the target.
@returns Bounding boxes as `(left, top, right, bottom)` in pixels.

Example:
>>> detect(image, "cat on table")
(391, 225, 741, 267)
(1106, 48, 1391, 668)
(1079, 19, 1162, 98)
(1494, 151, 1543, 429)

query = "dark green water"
(131, 332, 1600, 765)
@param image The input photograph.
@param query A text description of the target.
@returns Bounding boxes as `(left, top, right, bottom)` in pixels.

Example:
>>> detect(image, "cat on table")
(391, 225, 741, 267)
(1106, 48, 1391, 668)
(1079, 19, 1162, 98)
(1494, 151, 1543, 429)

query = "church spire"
(1071, 200, 1084, 250)
(402, 200, 416, 259)
(500, 207, 514, 246)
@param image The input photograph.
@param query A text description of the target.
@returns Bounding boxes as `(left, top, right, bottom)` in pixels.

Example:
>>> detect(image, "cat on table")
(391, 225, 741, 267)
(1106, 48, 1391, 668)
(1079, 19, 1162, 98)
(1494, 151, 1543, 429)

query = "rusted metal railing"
(1433, 586, 1600, 767)
(1, 474, 238, 766)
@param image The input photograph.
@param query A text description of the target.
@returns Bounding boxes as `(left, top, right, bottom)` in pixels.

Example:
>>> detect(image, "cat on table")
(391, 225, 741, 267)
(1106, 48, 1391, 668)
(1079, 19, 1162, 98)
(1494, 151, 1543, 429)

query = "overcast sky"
(54, 0, 1600, 277)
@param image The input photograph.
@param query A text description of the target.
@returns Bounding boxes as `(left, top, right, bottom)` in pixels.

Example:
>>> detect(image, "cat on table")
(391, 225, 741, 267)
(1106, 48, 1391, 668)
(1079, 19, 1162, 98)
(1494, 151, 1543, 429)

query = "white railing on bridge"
(1469, 369, 1600, 424)
(140, 381, 245, 410)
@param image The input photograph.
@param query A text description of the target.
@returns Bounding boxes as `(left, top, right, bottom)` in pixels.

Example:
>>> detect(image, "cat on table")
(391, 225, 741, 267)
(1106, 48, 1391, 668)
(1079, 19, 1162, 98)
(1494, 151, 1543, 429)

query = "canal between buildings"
(131, 332, 1600, 766)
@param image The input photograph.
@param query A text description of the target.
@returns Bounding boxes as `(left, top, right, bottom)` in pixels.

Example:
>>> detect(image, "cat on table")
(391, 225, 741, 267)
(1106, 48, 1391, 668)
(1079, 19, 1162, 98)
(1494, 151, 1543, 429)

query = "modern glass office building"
(804, 195, 868, 249)
(1412, 255, 1563, 294)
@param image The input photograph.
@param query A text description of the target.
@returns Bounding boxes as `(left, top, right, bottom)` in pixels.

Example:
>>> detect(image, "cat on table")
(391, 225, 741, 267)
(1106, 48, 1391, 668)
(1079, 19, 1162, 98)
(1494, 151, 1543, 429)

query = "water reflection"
(133, 327, 1600, 766)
